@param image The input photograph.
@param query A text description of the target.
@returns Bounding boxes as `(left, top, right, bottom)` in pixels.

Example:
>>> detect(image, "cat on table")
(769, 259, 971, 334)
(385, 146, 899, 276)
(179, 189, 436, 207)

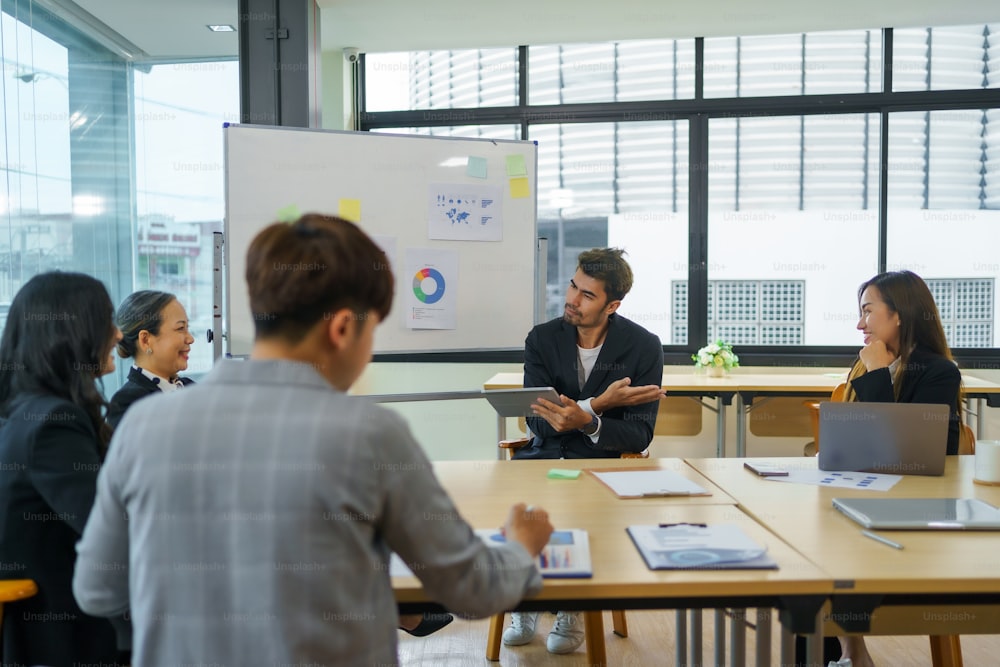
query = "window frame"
(359, 32, 1000, 369)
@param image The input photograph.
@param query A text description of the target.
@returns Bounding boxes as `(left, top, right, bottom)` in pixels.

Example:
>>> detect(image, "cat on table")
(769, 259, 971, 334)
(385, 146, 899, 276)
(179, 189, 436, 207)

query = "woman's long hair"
(0, 272, 116, 445)
(844, 271, 958, 409)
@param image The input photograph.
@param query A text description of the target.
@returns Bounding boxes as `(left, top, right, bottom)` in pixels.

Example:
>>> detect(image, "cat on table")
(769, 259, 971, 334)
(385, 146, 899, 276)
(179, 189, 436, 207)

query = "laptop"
(832, 497, 1000, 530)
(483, 387, 560, 417)
(817, 402, 949, 476)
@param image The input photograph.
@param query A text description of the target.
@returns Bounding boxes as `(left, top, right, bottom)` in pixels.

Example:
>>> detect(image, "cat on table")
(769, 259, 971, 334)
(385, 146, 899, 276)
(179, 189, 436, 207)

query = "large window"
(361, 25, 1000, 363)
(706, 113, 881, 346)
(529, 40, 695, 103)
(1, 3, 239, 384)
(133, 61, 239, 375)
(0, 4, 131, 339)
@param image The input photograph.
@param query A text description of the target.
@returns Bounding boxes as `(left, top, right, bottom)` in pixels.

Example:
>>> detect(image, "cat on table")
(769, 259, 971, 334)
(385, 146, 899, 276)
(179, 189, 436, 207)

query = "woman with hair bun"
(107, 290, 195, 430)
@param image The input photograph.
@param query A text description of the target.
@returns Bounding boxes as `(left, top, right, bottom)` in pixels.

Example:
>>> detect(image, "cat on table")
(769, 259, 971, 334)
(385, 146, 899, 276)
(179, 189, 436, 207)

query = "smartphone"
(743, 461, 789, 477)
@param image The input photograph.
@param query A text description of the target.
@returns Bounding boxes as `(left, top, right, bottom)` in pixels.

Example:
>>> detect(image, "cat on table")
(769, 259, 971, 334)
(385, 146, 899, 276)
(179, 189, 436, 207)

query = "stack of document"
(626, 524, 776, 570)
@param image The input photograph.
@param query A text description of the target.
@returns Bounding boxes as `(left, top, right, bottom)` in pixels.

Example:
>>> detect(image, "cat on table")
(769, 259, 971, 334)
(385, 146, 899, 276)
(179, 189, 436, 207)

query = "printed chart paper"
(766, 469, 902, 492)
(428, 183, 503, 241)
(404, 248, 458, 330)
(390, 529, 591, 578)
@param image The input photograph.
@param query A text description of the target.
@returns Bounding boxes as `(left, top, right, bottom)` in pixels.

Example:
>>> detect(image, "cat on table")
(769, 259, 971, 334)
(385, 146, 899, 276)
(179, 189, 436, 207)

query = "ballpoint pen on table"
(861, 529, 904, 550)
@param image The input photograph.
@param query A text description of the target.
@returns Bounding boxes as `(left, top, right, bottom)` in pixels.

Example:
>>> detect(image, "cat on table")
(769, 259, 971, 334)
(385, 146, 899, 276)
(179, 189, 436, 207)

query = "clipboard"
(586, 467, 711, 498)
(626, 524, 777, 570)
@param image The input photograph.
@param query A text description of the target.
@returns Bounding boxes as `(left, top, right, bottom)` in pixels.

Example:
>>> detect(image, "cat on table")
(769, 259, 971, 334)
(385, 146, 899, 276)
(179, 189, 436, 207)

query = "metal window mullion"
(518, 45, 528, 138)
(799, 34, 806, 210)
(877, 28, 892, 274)
(689, 111, 709, 348)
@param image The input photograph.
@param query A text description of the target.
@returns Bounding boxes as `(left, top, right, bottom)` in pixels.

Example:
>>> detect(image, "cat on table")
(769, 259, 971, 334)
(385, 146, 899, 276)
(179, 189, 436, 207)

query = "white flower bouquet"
(692, 340, 739, 374)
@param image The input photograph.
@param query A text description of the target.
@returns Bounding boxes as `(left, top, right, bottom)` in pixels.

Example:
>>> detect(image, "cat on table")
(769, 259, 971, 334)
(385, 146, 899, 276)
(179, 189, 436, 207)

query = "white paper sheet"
(766, 469, 902, 491)
(390, 528, 591, 578)
(404, 248, 458, 329)
(590, 470, 710, 498)
(428, 183, 503, 241)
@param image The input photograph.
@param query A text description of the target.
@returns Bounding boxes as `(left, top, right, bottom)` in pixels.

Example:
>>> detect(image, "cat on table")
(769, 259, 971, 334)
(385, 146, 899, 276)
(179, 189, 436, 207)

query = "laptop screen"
(818, 402, 949, 476)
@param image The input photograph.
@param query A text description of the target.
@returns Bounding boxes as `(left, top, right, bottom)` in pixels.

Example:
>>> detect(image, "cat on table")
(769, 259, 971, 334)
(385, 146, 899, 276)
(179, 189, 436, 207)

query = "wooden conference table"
(687, 456, 1000, 660)
(484, 370, 1000, 458)
(396, 455, 1000, 665)
(393, 458, 833, 666)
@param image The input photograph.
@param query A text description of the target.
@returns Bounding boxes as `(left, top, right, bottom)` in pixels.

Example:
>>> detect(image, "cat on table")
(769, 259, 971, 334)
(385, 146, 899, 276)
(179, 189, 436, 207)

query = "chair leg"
(611, 609, 629, 637)
(486, 613, 505, 661)
(583, 610, 607, 666)
(929, 634, 963, 667)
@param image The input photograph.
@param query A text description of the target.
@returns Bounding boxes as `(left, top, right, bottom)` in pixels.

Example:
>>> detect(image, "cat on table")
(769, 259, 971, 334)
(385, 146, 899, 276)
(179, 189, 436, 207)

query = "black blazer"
(107, 366, 195, 430)
(849, 346, 962, 455)
(514, 314, 664, 459)
(0, 393, 119, 666)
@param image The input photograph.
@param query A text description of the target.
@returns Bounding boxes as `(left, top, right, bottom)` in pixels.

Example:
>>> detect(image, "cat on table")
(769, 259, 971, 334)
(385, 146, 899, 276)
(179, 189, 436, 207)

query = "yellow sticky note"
(275, 204, 301, 223)
(339, 198, 362, 222)
(505, 154, 527, 177)
(509, 177, 531, 199)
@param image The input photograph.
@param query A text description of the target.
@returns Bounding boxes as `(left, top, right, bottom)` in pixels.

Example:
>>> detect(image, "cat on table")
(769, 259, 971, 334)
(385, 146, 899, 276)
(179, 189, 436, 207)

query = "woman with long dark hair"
(107, 290, 195, 430)
(834, 269, 962, 667)
(0, 272, 126, 666)
(845, 269, 962, 453)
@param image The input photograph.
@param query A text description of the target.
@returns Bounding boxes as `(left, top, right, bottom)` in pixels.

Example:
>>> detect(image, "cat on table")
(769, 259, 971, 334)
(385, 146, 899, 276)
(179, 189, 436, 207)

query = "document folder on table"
(626, 523, 777, 570)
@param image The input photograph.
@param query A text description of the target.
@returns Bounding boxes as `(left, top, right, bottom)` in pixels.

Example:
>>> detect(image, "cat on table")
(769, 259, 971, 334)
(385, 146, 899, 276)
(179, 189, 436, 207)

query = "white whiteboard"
(223, 125, 538, 355)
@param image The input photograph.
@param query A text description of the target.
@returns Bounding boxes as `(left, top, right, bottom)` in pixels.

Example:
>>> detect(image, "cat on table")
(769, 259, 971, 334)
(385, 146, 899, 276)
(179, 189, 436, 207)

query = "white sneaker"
(502, 611, 539, 646)
(546, 611, 585, 654)
(828, 660, 852, 667)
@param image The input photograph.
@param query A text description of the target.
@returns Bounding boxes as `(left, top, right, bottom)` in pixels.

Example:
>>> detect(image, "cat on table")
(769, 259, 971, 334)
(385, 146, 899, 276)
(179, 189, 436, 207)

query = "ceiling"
(69, 0, 999, 60)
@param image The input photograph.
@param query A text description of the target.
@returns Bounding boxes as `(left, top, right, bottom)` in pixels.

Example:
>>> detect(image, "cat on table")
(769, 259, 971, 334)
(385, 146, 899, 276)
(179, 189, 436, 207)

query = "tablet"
(832, 497, 1000, 530)
(483, 387, 560, 417)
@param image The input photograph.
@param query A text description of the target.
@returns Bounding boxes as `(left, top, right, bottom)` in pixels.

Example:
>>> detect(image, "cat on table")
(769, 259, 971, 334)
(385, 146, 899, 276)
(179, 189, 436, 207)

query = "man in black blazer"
(514, 247, 665, 460)
(505, 248, 664, 654)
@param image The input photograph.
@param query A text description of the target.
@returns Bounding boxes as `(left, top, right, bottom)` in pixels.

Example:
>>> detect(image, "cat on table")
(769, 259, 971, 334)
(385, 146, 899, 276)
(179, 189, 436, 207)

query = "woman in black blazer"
(107, 290, 195, 430)
(846, 270, 962, 454)
(835, 269, 962, 667)
(0, 272, 125, 666)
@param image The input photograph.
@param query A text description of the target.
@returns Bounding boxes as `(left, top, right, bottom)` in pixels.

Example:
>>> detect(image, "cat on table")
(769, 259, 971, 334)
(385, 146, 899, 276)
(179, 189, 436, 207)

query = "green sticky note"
(275, 204, 301, 223)
(505, 154, 527, 177)
(339, 198, 362, 222)
(467, 156, 488, 179)
(547, 468, 582, 480)
(509, 176, 531, 199)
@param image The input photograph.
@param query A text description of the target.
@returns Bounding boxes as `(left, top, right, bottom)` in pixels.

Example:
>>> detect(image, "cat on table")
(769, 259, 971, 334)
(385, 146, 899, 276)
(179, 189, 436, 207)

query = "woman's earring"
(146, 348, 153, 354)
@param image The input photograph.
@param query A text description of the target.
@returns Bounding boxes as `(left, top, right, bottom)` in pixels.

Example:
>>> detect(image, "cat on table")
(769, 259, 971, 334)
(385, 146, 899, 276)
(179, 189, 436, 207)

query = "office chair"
(0, 579, 38, 630)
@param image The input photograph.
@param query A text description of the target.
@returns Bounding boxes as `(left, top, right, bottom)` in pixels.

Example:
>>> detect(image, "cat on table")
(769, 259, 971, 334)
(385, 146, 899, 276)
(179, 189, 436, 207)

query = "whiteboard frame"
(222, 124, 538, 356)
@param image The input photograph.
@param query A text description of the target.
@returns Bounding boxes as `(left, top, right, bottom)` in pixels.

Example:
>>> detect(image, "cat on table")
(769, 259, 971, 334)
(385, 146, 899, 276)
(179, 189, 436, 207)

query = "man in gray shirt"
(74, 213, 553, 666)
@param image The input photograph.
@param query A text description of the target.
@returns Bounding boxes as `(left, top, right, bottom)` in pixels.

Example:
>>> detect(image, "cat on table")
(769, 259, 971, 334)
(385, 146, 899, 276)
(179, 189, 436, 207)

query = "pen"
(861, 530, 903, 550)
